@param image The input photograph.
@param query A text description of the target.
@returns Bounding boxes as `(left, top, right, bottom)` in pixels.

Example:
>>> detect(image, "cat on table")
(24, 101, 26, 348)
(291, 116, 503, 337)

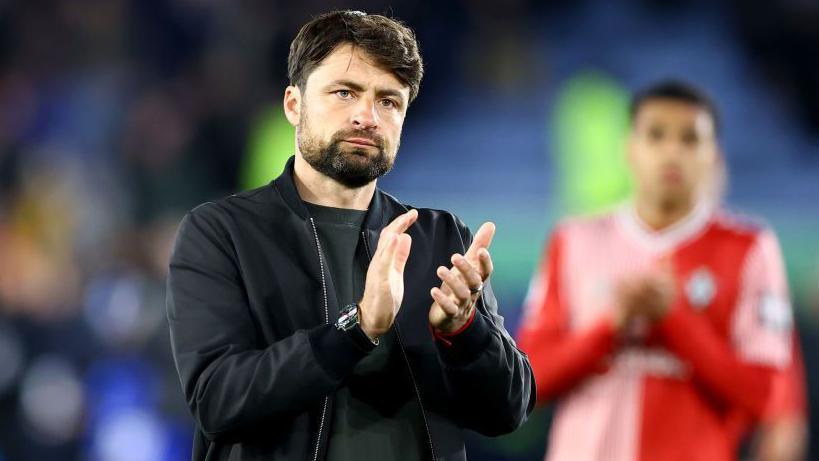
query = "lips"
(343, 137, 377, 147)
(662, 169, 682, 183)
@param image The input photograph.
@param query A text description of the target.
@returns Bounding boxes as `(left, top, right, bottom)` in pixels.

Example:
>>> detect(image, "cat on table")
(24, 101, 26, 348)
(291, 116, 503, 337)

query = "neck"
(634, 193, 696, 231)
(292, 154, 375, 210)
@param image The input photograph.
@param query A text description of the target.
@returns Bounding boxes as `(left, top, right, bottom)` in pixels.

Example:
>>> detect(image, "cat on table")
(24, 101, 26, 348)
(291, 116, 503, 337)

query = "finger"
(428, 300, 448, 327)
(436, 266, 471, 303)
(656, 269, 676, 290)
(431, 287, 459, 316)
(439, 279, 454, 296)
(616, 280, 639, 311)
(634, 280, 658, 306)
(373, 227, 396, 261)
(437, 266, 471, 302)
(644, 274, 672, 297)
(616, 278, 635, 298)
(373, 233, 396, 269)
(465, 222, 496, 261)
(653, 275, 676, 302)
(657, 254, 674, 273)
(392, 234, 412, 273)
(451, 254, 482, 290)
(383, 209, 418, 236)
(477, 248, 493, 280)
(374, 209, 418, 261)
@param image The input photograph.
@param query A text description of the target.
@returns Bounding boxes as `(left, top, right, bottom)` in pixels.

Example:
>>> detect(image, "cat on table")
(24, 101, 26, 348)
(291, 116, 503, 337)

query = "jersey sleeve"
(516, 227, 618, 404)
(731, 228, 793, 367)
(656, 228, 793, 418)
(763, 333, 807, 422)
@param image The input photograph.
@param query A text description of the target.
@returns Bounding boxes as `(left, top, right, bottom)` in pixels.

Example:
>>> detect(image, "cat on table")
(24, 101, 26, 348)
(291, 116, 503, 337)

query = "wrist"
(337, 303, 380, 346)
(433, 303, 477, 336)
(357, 304, 383, 342)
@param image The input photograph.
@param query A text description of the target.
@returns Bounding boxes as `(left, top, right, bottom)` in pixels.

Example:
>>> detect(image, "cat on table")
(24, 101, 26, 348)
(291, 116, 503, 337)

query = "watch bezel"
(336, 303, 360, 332)
(336, 303, 379, 346)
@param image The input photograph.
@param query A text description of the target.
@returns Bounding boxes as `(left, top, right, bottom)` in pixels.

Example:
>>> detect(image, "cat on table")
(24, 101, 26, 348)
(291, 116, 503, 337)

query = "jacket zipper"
(310, 218, 330, 461)
(362, 231, 438, 461)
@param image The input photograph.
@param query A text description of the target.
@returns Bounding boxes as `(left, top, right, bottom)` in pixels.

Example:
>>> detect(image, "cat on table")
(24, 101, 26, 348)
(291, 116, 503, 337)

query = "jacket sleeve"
(515, 229, 618, 404)
(655, 229, 793, 419)
(431, 216, 536, 437)
(166, 205, 373, 442)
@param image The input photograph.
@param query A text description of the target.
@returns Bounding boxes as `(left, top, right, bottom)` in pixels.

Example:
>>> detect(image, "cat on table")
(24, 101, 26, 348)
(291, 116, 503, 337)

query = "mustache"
(331, 130, 386, 149)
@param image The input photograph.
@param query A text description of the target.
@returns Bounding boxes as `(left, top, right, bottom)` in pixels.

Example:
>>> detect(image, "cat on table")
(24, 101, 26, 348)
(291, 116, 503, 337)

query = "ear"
(283, 85, 301, 127)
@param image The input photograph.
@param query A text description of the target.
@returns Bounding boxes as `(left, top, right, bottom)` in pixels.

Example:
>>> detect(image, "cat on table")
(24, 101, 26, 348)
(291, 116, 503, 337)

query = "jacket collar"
(271, 155, 393, 231)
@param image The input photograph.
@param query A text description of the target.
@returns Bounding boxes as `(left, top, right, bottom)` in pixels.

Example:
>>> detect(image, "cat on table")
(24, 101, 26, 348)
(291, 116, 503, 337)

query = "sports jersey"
(517, 203, 793, 461)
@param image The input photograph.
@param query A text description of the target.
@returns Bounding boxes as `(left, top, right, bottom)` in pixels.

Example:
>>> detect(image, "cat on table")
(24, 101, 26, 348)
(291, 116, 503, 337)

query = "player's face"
(628, 99, 718, 206)
(284, 43, 410, 188)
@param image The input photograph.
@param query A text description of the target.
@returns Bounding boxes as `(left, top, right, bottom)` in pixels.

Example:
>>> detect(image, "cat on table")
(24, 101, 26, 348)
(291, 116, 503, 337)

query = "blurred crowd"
(0, 1, 817, 460)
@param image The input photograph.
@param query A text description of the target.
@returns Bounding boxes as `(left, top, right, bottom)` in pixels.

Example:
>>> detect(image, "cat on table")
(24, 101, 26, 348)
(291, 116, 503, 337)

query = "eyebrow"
(327, 79, 406, 103)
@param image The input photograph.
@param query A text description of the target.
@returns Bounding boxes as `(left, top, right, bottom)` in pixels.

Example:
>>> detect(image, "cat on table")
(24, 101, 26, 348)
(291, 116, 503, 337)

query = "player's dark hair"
(629, 80, 720, 135)
(288, 10, 424, 103)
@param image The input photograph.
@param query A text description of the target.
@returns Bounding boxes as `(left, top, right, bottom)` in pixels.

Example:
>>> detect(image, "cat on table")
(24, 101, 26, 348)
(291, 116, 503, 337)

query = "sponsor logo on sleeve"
(757, 293, 793, 332)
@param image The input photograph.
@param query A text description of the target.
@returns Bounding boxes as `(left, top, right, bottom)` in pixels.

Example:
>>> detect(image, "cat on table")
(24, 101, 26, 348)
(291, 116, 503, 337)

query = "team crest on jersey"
(685, 268, 717, 310)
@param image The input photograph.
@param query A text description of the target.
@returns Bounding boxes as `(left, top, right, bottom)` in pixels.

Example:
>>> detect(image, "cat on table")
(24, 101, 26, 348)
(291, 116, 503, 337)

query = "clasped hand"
(358, 210, 497, 340)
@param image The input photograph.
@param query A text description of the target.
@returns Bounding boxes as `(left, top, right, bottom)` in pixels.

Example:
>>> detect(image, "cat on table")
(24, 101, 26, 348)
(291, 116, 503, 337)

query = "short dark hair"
(629, 80, 720, 135)
(287, 10, 424, 103)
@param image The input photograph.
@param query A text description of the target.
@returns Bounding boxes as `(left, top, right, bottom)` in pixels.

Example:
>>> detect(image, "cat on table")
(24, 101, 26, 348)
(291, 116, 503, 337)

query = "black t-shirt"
(305, 202, 428, 461)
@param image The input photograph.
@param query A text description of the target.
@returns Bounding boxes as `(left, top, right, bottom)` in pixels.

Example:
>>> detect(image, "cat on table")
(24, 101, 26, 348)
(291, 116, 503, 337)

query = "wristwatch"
(336, 303, 379, 347)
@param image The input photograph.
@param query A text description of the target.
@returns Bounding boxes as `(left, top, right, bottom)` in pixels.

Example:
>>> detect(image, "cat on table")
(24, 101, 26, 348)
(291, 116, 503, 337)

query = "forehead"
(304, 43, 408, 94)
(634, 98, 715, 134)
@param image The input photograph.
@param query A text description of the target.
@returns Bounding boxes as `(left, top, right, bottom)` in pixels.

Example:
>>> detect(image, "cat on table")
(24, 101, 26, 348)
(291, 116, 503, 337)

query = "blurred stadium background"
(0, 1, 817, 460)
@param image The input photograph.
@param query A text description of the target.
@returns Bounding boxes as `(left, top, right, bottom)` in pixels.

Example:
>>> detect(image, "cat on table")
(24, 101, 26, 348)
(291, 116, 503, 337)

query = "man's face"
(628, 99, 718, 206)
(285, 43, 410, 188)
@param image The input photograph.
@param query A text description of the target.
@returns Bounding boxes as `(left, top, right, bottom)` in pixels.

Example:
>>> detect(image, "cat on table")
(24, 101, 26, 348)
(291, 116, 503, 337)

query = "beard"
(297, 112, 397, 188)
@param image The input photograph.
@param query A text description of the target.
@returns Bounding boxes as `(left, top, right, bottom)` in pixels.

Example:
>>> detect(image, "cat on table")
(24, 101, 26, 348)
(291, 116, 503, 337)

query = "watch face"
(336, 303, 359, 331)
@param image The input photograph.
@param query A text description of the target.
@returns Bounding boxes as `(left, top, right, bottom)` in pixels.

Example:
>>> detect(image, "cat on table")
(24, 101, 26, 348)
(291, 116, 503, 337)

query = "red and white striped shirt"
(517, 203, 793, 461)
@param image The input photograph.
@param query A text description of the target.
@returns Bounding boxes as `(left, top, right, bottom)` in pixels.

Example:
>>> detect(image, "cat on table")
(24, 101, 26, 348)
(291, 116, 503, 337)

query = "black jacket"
(167, 157, 535, 460)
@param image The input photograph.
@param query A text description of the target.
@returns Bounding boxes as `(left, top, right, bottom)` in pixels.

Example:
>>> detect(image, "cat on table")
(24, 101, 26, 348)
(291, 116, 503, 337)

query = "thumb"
(656, 254, 676, 280)
(466, 222, 496, 262)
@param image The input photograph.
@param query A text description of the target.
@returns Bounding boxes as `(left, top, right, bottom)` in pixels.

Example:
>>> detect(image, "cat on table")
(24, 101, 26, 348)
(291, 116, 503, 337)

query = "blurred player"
(517, 81, 797, 461)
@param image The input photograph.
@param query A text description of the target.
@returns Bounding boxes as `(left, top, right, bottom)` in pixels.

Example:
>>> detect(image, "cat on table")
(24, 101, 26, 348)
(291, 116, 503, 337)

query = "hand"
(359, 209, 418, 340)
(429, 222, 495, 334)
(613, 259, 675, 332)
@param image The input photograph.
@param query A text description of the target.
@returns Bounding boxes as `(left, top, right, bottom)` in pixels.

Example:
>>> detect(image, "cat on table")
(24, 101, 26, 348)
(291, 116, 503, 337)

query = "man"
(167, 10, 534, 461)
(517, 81, 796, 461)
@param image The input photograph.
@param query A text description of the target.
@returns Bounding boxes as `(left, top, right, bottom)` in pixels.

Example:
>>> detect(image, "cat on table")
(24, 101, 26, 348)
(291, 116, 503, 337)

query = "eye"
(335, 90, 353, 100)
(681, 130, 698, 146)
(379, 98, 397, 108)
(648, 126, 664, 142)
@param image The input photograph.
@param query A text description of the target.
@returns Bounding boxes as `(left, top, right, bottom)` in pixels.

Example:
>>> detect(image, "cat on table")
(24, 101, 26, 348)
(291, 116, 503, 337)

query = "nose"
(658, 138, 686, 160)
(351, 97, 379, 130)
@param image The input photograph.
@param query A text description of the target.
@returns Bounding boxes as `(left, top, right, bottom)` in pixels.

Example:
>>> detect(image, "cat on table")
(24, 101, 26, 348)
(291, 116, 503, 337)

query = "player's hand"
(429, 222, 495, 334)
(359, 209, 417, 340)
(613, 259, 675, 330)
